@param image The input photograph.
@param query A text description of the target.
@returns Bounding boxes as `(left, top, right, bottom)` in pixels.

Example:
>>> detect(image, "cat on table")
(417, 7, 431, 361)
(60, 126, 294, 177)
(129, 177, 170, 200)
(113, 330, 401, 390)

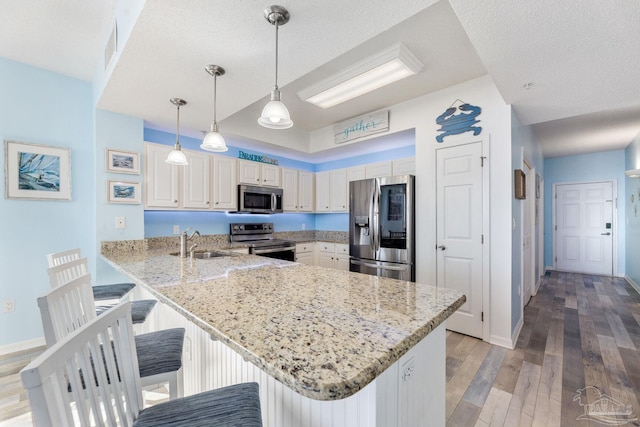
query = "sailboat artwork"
(18, 151, 61, 192)
(5, 140, 71, 200)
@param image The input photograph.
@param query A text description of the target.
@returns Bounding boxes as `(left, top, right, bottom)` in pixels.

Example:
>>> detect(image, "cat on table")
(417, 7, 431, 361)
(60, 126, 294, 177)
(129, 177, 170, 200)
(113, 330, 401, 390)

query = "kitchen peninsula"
(101, 242, 465, 427)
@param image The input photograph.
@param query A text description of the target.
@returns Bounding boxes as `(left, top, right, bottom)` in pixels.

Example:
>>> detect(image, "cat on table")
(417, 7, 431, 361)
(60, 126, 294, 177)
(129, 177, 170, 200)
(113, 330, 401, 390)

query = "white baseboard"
(0, 337, 45, 356)
(489, 332, 517, 350)
(625, 275, 640, 295)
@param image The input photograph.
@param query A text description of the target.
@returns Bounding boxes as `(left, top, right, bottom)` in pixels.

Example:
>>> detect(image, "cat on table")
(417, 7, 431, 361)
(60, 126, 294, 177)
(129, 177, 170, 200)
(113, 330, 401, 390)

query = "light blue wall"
(625, 136, 640, 287)
(0, 59, 94, 346)
(95, 110, 145, 284)
(543, 150, 627, 274)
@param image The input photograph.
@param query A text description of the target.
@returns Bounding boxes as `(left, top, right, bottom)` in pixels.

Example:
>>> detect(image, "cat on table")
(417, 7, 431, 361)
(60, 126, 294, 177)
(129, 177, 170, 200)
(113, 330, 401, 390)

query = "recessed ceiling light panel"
(298, 42, 423, 109)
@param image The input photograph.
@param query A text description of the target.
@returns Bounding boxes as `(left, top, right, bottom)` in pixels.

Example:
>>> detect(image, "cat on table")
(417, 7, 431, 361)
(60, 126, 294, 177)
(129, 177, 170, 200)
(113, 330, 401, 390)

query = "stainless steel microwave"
(237, 185, 283, 214)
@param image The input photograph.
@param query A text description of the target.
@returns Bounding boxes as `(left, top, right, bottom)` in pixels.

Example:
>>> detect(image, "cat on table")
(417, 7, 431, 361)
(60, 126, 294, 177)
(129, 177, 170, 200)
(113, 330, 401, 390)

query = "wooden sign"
(334, 110, 389, 144)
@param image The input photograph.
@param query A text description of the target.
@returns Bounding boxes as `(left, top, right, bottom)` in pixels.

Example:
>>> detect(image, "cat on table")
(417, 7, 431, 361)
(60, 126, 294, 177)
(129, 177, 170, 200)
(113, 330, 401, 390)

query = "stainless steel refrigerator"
(349, 175, 415, 281)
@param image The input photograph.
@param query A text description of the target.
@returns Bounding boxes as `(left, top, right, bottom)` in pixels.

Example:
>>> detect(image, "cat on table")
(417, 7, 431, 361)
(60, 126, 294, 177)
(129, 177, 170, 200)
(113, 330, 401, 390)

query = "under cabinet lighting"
(298, 43, 423, 109)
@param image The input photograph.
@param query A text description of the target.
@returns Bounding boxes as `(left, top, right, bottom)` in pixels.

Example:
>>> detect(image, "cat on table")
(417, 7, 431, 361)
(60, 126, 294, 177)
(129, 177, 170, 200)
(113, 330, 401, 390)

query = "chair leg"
(169, 367, 184, 399)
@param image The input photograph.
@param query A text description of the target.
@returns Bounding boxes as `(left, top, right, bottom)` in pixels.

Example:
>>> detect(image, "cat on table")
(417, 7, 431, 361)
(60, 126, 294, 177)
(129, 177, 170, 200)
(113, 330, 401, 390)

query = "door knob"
(601, 232, 611, 235)
(437, 245, 446, 250)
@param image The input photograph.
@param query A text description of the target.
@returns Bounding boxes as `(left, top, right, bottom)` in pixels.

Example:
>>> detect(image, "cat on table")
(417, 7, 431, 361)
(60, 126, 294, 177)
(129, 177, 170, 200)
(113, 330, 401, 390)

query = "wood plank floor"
(447, 271, 640, 427)
(2, 271, 640, 426)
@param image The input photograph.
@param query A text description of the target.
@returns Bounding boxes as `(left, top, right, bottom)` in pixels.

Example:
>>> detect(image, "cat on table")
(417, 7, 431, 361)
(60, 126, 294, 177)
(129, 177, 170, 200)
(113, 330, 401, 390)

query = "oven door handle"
(252, 245, 296, 255)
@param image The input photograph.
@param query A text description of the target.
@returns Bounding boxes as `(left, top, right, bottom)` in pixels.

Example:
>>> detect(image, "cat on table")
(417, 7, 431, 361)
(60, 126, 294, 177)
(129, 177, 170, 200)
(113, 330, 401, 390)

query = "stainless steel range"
(229, 223, 296, 261)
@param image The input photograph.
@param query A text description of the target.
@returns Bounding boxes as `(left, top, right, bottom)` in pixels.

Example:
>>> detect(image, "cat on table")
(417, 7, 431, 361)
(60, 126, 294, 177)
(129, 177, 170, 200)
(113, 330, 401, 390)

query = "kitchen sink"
(169, 250, 229, 259)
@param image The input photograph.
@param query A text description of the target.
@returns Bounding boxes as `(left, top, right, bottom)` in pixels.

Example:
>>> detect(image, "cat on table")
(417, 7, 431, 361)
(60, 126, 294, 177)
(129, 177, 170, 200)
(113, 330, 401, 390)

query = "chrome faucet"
(180, 228, 201, 258)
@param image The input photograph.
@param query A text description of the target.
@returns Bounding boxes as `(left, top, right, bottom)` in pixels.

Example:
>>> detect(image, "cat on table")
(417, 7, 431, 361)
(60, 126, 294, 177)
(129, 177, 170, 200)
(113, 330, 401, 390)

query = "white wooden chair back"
(38, 273, 97, 348)
(46, 248, 82, 268)
(21, 301, 144, 427)
(47, 257, 90, 288)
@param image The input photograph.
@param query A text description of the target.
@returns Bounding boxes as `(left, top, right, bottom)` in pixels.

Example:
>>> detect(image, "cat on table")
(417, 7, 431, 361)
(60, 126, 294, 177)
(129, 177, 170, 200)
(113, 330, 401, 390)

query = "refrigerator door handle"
(350, 259, 408, 271)
(372, 180, 381, 254)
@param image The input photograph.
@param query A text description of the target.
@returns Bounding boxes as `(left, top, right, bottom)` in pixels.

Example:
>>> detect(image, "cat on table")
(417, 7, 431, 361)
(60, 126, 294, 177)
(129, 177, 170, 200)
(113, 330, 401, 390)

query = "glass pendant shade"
(201, 126, 228, 152)
(165, 98, 189, 165)
(259, 6, 293, 130)
(201, 64, 228, 152)
(165, 144, 188, 165)
(258, 89, 292, 129)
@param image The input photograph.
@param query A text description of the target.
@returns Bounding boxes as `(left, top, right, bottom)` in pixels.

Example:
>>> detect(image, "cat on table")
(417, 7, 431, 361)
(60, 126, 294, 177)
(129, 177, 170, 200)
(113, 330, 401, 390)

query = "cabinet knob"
(256, 178, 260, 182)
(215, 202, 219, 205)
(174, 200, 178, 203)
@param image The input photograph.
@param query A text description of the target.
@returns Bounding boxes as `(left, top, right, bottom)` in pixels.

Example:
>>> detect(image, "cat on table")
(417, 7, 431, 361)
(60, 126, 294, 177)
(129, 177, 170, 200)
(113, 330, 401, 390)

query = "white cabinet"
(316, 169, 347, 212)
(315, 171, 330, 212)
(282, 168, 299, 211)
(334, 244, 350, 271)
(298, 171, 314, 212)
(212, 155, 237, 210)
(283, 169, 315, 212)
(238, 160, 280, 187)
(330, 169, 347, 212)
(317, 242, 350, 271)
(182, 150, 211, 209)
(366, 161, 392, 178)
(393, 157, 416, 175)
(145, 143, 179, 208)
(295, 243, 314, 265)
(347, 165, 366, 182)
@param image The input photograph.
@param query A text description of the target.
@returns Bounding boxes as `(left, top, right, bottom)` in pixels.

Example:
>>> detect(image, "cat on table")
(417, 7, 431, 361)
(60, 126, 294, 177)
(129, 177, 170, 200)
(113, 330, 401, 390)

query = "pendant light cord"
(274, 20, 279, 90)
(175, 104, 180, 145)
(213, 73, 218, 126)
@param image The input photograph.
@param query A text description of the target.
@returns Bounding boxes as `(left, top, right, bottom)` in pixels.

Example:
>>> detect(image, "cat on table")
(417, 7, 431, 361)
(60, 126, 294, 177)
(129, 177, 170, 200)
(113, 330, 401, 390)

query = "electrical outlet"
(173, 225, 180, 235)
(301, 223, 306, 230)
(3, 299, 15, 313)
(115, 217, 126, 229)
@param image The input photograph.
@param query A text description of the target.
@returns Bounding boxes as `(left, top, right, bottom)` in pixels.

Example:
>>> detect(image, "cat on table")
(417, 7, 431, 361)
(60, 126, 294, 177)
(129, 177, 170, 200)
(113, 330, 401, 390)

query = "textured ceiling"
(0, 0, 639, 159)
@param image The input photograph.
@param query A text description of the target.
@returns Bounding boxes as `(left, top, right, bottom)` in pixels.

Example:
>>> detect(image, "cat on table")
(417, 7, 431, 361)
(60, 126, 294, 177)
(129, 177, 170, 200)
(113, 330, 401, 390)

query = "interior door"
(522, 165, 534, 306)
(555, 182, 613, 275)
(436, 142, 483, 339)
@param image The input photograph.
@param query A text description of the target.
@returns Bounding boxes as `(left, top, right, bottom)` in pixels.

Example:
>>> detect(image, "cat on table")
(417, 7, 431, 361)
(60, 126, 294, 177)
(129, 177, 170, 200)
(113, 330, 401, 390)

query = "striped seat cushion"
(134, 382, 262, 427)
(91, 282, 135, 301)
(135, 328, 185, 378)
(96, 299, 157, 324)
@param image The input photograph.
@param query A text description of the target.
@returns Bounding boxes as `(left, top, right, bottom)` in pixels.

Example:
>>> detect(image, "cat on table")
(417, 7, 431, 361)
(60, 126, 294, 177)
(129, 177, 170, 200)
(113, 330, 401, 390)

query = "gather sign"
(333, 110, 389, 144)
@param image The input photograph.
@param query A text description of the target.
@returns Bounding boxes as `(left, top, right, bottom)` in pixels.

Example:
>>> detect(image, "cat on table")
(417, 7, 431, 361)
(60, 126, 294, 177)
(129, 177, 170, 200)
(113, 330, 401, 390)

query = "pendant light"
(165, 98, 188, 165)
(258, 5, 293, 129)
(200, 64, 228, 152)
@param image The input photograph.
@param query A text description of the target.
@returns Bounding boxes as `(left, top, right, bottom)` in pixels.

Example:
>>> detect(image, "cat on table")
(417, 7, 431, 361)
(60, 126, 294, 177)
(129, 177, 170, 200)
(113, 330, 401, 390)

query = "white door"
(436, 142, 484, 339)
(555, 182, 614, 275)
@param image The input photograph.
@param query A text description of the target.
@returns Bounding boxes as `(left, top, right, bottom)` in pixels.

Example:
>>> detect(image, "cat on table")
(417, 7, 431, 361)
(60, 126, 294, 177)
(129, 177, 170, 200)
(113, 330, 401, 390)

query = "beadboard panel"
(139, 286, 446, 427)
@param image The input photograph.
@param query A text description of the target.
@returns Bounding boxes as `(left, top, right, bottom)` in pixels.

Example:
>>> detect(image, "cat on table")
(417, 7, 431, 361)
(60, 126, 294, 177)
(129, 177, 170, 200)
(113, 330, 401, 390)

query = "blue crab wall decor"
(435, 101, 482, 142)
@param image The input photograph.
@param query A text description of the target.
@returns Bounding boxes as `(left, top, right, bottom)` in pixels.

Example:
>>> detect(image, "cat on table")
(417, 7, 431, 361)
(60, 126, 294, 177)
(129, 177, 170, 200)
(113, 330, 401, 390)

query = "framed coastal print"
(106, 148, 140, 174)
(4, 140, 71, 200)
(107, 180, 141, 204)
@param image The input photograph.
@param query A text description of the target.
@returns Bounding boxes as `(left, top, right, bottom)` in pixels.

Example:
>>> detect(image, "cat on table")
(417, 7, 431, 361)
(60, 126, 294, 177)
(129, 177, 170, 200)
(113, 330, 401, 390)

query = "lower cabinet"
(295, 243, 314, 265)
(317, 242, 349, 271)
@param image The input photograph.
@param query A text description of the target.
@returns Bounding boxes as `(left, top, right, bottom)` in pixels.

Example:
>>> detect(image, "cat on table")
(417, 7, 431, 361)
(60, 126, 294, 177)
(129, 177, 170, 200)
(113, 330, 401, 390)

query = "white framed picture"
(107, 180, 141, 204)
(106, 148, 140, 175)
(4, 140, 71, 201)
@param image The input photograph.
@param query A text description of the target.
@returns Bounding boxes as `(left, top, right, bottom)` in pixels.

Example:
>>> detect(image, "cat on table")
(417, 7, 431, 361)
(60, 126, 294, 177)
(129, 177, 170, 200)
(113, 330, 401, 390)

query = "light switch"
(115, 217, 126, 229)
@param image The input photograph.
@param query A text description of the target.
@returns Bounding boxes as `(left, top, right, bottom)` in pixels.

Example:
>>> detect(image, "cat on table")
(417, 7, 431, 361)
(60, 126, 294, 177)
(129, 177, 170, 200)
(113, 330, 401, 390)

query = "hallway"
(446, 271, 640, 426)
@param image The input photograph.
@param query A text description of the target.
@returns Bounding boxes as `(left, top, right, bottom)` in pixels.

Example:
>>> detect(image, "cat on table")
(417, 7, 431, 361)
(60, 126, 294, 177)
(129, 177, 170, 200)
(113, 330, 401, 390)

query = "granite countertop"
(101, 247, 465, 401)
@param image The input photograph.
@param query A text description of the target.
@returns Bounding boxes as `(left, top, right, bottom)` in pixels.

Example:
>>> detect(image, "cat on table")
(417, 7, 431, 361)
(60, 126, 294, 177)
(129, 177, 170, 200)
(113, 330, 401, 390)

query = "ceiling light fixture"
(297, 42, 423, 109)
(200, 64, 228, 152)
(165, 98, 189, 166)
(625, 168, 640, 178)
(258, 5, 293, 129)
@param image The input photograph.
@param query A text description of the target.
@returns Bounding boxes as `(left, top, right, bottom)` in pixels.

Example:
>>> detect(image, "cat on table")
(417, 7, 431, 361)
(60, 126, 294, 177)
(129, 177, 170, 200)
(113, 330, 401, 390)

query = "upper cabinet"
(316, 168, 348, 212)
(238, 160, 280, 187)
(212, 155, 237, 210)
(281, 168, 299, 211)
(365, 161, 393, 178)
(182, 150, 211, 209)
(145, 143, 179, 208)
(393, 157, 416, 175)
(298, 171, 314, 212)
